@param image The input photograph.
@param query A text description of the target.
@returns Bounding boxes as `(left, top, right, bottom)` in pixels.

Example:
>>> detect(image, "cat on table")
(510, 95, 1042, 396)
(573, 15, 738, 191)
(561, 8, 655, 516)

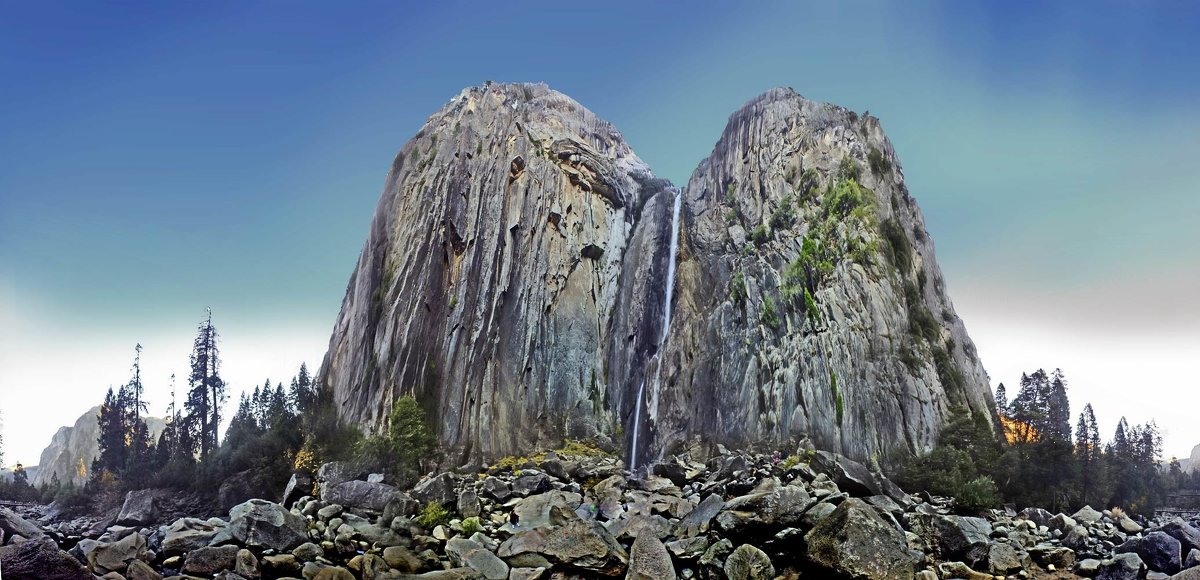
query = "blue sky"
(2, 1, 1198, 466)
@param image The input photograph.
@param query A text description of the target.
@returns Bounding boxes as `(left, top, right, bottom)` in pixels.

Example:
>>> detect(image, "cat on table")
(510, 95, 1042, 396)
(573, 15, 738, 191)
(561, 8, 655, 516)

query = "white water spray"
(630, 188, 683, 472)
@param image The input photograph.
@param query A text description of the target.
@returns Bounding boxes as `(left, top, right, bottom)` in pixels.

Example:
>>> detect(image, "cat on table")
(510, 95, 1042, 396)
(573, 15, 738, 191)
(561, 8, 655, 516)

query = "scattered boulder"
(126, 560, 163, 580)
(116, 489, 162, 526)
(183, 544, 240, 576)
(498, 510, 628, 576)
(811, 451, 881, 497)
(227, 499, 308, 551)
(412, 473, 458, 506)
(0, 506, 46, 540)
(88, 530, 148, 574)
(724, 543, 775, 580)
(162, 517, 225, 555)
(806, 498, 919, 579)
(1073, 505, 1104, 524)
(445, 537, 509, 579)
(282, 472, 313, 508)
(1161, 520, 1200, 554)
(1096, 552, 1145, 580)
(1117, 531, 1181, 574)
(0, 537, 94, 580)
(324, 479, 403, 512)
(625, 532, 676, 580)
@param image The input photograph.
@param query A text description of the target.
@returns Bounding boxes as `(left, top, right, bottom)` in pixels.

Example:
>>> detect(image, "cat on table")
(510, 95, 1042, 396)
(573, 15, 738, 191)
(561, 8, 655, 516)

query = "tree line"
(900, 368, 1197, 515)
(17, 310, 437, 510)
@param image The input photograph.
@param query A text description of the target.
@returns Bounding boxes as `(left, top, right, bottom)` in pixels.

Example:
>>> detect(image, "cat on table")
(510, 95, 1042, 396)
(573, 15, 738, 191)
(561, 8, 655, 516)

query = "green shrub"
(830, 370, 844, 425)
(769, 196, 795, 230)
(760, 296, 780, 329)
(837, 156, 862, 182)
(867, 146, 891, 176)
(730, 272, 747, 305)
(780, 455, 801, 470)
(750, 224, 771, 245)
(804, 289, 822, 327)
(822, 177, 870, 219)
(353, 396, 436, 486)
(461, 516, 484, 535)
(880, 218, 912, 275)
(417, 501, 450, 529)
(798, 168, 821, 202)
(904, 281, 939, 343)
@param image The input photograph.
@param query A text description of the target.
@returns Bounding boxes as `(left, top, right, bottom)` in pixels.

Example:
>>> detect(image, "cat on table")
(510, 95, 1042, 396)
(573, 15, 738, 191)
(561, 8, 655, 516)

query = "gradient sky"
(2, 1, 1198, 467)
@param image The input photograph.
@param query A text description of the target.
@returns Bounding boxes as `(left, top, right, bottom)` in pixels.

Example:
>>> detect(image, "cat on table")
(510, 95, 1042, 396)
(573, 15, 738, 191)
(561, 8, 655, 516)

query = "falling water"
(630, 188, 683, 472)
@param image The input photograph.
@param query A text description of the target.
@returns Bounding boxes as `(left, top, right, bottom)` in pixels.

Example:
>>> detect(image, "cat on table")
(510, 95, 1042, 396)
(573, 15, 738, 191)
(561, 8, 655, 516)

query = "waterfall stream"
(630, 188, 683, 472)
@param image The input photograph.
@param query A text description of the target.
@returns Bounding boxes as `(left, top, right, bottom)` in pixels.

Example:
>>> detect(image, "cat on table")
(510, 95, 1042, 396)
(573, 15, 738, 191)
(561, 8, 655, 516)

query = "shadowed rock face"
(320, 83, 996, 467)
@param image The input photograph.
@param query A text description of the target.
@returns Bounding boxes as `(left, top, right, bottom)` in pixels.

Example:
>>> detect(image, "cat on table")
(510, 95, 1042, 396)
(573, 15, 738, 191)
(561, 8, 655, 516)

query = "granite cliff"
(319, 83, 996, 468)
(33, 406, 166, 488)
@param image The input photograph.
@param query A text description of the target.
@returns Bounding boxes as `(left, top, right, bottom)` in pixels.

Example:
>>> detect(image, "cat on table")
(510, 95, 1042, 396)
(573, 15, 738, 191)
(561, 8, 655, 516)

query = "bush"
(353, 396, 437, 486)
(750, 224, 771, 245)
(760, 296, 780, 330)
(417, 501, 450, 529)
(837, 156, 862, 182)
(822, 177, 870, 219)
(868, 146, 891, 176)
(461, 516, 484, 535)
(804, 289, 822, 327)
(730, 272, 747, 305)
(769, 196, 795, 230)
(880, 218, 912, 275)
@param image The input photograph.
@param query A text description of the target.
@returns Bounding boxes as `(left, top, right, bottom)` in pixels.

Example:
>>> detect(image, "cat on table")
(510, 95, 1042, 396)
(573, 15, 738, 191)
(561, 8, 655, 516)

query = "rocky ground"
(2, 446, 1199, 579)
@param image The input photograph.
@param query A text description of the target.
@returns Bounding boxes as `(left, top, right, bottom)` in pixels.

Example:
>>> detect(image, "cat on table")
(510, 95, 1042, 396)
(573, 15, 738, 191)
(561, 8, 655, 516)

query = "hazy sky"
(2, 1, 1198, 467)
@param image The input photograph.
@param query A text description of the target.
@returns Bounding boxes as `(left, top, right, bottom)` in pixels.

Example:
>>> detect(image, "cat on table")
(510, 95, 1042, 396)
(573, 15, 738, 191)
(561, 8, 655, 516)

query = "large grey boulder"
(445, 538, 508, 580)
(282, 472, 313, 508)
(183, 544, 240, 576)
(805, 498, 919, 580)
(811, 451, 882, 497)
(676, 493, 724, 538)
(412, 473, 458, 506)
(1117, 531, 1181, 574)
(116, 489, 162, 526)
(324, 479, 403, 512)
(724, 543, 774, 580)
(0, 537, 94, 579)
(905, 512, 991, 566)
(0, 506, 45, 540)
(1161, 520, 1200, 555)
(498, 509, 628, 576)
(227, 499, 308, 551)
(1097, 552, 1145, 580)
(162, 517, 226, 555)
(625, 532, 676, 580)
(1073, 505, 1104, 524)
(87, 530, 148, 574)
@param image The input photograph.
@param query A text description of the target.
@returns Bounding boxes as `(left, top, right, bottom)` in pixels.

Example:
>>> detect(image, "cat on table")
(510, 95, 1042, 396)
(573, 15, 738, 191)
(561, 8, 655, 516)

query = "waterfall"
(630, 188, 683, 472)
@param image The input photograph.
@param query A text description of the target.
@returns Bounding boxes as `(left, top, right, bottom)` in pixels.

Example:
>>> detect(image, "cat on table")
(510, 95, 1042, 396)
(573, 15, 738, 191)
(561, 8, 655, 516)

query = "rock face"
(33, 406, 166, 488)
(319, 82, 996, 466)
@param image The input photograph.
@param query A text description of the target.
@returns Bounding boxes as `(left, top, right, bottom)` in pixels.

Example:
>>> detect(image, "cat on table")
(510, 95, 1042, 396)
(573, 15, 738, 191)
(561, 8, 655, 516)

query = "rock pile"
(12, 446, 1200, 579)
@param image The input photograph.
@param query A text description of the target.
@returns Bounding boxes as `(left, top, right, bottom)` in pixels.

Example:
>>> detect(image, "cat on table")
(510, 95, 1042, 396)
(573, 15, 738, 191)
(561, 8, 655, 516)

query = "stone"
(235, 548, 261, 579)
(0, 506, 45, 540)
(509, 567, 547, 580)
(498, 511, 628, 576)
(0, 537, 94, 579)
(675, 493, 723, 538)
(1049, 513, 1078, 532)
(512, 472, 551, 497)
(810, 451, 881, 497)
(227, 499, 308, 551)
(318, 503, 344, 520)
(1019, 507, 1054, 528)
(937, 561, 991, 580)
(986, 542, 1024, 575)
(1117, 514, 1144, 534)
(116, 489, 161, 526)
(723, 544, 774, 580)
(383, 545, 424, 573)
(125, 560, 162, 580)
(160, 518, 224, 559)
(625, 532, 676, 580)
(511, 491, 582, 530)
(458, 490, 482, 518)
(183, 545, 240, 576)
(412, 473, 457, 506)
(1117, 531, 1181, 574)
(445, 538, 509, 579)
(1096, 552, 1145, 580)
(1029, 545, 1076, 569)
(88, 530, 148, 574)
(805, 497, 919, 580)
(1073, 505, 1104, 524)
(282, 472, 313, 507)
(1162, 520, 1200, 554)
(313, 567, 355, 580)
(293, 541, 324, 561)
(316, 462, 358, 499)
(905, 513, 991, 566)
(479, 476, 511, 502)
(324, 480, 403, 512)
(262, 553, 302, 576)
(1185, 547, 1200, 569)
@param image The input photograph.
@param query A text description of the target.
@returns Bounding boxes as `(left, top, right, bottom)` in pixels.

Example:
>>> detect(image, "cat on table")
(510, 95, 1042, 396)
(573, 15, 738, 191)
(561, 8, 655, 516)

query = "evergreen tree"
(994, 383, 1008, 415)
(94, 387, 127, 477)
(185, 310, 226, 461)
(1075, 403, 1103, 507)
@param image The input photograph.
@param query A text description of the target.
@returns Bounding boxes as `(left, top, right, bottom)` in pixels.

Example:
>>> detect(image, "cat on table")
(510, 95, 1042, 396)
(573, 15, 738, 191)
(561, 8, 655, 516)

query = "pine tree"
(994, 383, 1008, 415)
(1075, 403, 1102, 507)
(185, 310, 226, 461)
(94, 387, 127, 477)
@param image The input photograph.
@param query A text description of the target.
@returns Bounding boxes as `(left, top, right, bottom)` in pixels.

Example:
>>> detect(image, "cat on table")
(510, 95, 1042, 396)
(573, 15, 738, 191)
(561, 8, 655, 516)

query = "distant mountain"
(32, 406, 166, 488)
(318, 83, 997, 468)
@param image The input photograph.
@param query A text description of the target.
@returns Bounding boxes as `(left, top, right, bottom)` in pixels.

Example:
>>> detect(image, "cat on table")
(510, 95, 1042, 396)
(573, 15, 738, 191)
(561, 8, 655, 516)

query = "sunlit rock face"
(319, 83, 996, 467)
(34, 406, 166, 488)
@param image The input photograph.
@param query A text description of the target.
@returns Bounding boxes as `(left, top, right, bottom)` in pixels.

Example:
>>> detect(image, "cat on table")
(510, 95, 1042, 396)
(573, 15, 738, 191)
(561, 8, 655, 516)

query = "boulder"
(905, 513, 991, 565)
(1073, 505, 1104, 524)
(282, 472, 313, 508)
(0, 506, 45, 540)
(1096, 552, 1145, 580)
(236, 548, 261, 579)
(218, 469, 272, 512)
(1029, 545, 1076, 569)
(324, 480, 403, 512)
(382, 545, 424, 573)
(0, 537, 94, 579)
(161, 517, 226, 555)
(88, 530, 148, 574)
(1185, 547, 1200, 569)
(724, 544, 775, 580)
(675, 493, 724, 538)
(1161, 520, 1200, 554)
(126, 560, 163, 580)
(625, 532, 676, 580)
(1117, 531, 1181, 574)
(985, 542, 1025, 575)
(262, 553, 302, 577)
(227, 499, 308, 551)
(316, 462, 359, 500)
(479, 476, 511, 502)
(498, 510, 628, 576)
(810, 451, 881, 497)
(1019, 507, 1054, 528)
(1117, 514, 1144, 534)
(512, 473, 551, 497)
(412, 473, 458, 506)
(116, 489, 162, 526)
(805, 498, 919, 580)
(458, 490, 482, 518)
(446, 538, 509, 579)
(183, 544, 240, 576)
